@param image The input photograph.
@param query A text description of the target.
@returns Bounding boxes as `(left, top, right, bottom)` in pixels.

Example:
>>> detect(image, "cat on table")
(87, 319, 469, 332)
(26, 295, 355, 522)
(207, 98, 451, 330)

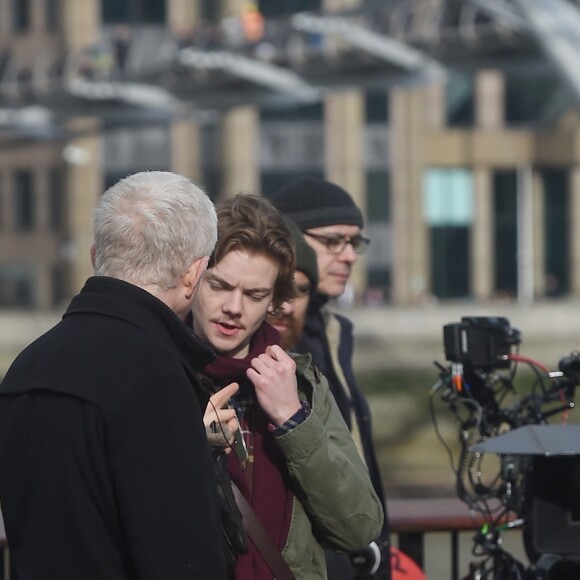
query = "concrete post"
(59, 0, 103, 296)
(475, 70, 505, 129)
(324, 91, 366, 300)
(219, 106, 260, 197)
(471, 168, 494, 300)
(533, 171, 546, 298)
(63, 118, 104, 295)
(167, 0, 203, 182)
(60, 0, 100, 48)
(390, 87, 429, 304)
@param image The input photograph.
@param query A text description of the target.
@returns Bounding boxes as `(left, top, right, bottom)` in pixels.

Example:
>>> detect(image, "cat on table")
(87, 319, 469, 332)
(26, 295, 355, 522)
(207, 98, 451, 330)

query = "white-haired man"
(0, 171, 227, 580)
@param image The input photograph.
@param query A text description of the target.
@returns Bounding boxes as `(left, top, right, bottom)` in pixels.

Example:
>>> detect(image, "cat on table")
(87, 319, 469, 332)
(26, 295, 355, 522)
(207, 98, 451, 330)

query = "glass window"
(13, 0, 30, 32)
(51, 263, 67, 307)
(365, 91, 389, 124)
(260, 103, 323, 122)
(200, 0, 219, 23)
(493, 170, 518, 298)
(259, 0, 321, 17)
(49, 168, 64, 231)
(13, 171, 34, 231)
(261, 171, 324, 199)
(45, 0, 61, 32)
(365, 125, 390, 171)
(505, 74, 559, 127)
(366, 170, 389, 222)
(424, 168, 474, 299)
(102, 0, 130, 23)
(543, 168, 569, 296)
(102, 0, 165, 24)
(141, 0, 165, 23)
(423, 168, 474, 226)
(446, 73, 474, 127)
(0, 266, 34, 308)
(430, 226, 470, 299)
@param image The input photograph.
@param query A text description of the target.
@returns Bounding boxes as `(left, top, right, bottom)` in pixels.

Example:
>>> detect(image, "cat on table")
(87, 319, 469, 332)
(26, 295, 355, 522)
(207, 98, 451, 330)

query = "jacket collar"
(65, 276, 215, 371)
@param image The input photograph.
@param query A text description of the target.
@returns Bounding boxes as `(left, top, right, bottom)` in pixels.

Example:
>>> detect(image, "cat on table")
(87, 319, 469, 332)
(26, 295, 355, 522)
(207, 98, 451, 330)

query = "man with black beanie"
(271, 176, 392, 580)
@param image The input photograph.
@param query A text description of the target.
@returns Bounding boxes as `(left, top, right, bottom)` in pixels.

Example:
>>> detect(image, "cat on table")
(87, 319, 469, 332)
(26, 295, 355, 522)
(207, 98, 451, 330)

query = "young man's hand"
(246, 345, 301, 426)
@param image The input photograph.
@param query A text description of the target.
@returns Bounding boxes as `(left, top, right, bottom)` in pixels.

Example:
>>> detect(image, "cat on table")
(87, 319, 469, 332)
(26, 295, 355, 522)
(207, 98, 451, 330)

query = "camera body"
(436, 316, 580, 577)
(443, 316, 521, 369)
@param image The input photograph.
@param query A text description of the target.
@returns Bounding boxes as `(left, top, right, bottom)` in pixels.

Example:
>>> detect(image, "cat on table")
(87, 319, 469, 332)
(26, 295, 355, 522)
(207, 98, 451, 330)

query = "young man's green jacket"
(275, 352, 384, 579)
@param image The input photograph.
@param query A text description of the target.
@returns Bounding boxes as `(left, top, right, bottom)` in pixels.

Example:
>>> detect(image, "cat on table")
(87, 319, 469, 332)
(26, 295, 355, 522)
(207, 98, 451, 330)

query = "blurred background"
(2, 0, 580, 500)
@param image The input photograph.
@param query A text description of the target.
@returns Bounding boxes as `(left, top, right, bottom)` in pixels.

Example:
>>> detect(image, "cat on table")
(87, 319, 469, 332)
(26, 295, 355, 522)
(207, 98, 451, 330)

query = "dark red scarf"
(203, 323, 294, 580)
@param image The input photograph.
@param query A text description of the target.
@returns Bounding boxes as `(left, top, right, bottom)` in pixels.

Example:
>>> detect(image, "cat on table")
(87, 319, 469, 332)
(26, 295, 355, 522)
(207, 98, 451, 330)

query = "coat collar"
(65, 276, 215, 372)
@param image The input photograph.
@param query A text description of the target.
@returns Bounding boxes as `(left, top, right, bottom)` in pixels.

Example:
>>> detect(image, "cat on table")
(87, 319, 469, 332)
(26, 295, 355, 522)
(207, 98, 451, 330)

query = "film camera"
(443, 316, 521, 370)
(431, 316, 580, 579)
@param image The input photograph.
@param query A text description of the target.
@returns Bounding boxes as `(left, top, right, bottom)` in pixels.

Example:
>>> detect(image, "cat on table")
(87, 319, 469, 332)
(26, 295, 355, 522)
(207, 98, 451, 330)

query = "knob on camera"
(559, 351, 580, 380)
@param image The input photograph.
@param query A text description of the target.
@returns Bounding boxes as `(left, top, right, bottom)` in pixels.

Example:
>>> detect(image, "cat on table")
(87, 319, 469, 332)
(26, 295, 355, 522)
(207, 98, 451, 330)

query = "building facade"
(1, 0, 580, 309)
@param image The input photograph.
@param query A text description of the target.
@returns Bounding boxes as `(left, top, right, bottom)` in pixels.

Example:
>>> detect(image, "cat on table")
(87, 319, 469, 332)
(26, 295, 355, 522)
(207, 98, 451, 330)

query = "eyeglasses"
(304, 231, 370, 255)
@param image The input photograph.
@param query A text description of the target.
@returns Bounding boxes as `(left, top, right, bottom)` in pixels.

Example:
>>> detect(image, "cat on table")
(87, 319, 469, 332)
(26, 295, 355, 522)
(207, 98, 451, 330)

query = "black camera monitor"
(443, 316, 521, 369)
(532, 455, 580, 556)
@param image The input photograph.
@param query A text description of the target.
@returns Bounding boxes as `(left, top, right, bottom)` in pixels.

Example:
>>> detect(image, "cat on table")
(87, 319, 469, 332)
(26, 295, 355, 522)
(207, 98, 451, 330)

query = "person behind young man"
(191, 193, 383, 579)
(271, 176, 392, 580)
(0, 171, 227, 580)
(267, 219, 319, 351)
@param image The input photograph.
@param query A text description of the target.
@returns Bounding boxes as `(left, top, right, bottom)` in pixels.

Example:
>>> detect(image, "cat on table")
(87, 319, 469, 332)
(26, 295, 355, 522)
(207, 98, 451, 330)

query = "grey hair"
(93, 171, 217, 290)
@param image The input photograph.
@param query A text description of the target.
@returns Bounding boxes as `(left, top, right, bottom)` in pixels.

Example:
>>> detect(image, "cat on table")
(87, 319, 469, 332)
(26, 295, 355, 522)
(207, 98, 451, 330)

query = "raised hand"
(246, 345, 301, 426)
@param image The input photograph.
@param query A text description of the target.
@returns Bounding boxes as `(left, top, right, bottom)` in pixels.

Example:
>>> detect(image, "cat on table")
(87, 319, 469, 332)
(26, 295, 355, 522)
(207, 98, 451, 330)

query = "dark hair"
(212, 193, 296, 309)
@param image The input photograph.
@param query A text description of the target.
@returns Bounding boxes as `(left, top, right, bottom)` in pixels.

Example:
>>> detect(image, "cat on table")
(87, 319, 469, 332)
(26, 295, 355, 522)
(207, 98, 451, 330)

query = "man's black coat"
(0, 276, 226, 580)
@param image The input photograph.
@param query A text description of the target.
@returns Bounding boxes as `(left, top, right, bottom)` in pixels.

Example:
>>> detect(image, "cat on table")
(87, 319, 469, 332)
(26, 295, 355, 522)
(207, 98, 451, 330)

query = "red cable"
(508, 353, 569, 423)
(508, 353, 550, 374)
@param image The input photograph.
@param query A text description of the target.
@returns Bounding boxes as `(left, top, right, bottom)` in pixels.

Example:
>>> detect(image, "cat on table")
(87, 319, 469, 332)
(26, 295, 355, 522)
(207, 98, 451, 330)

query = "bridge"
(2, 0, 580, 145)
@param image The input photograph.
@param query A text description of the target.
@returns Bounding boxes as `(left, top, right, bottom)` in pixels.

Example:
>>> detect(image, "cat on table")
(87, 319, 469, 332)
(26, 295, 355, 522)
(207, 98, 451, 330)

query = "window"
(493, 170, 518, 298)
(430, 226, 470, 298)
(367, 171, 390, 222)
(365, 92, 389, 124)
(542, 169, 569, 296)
(0, 266, 34, 308)
(259, 0, 321, 17)
(102, 0, 165, 24)
(424, 168, 474, 298)
(13, 0, 30, 32)
(45, 0, 61, 32)
(51, 263, 68, 307)
(102, 0, 130, 23)
(13, 171, 34, 231)
(423, 168, 474, 227)
(259, 122, 324, 172)
(49, 168, 64, 231)
(505, 74, 559, 127)
(141, 0, 165, 23)
(261, 171, 324, 200)
(446, 73, 474, 127)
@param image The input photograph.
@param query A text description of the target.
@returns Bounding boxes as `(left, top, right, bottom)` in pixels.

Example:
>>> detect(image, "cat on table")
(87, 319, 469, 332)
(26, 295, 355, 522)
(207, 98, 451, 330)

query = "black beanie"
(271, 176, 364, 230)
(285, 218, 319, 295)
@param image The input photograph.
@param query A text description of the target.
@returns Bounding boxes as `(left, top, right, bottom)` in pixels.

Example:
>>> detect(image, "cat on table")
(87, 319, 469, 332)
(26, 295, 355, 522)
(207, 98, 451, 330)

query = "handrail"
(387, 496, 490, 580)
(388, 496, 486, 533)
(0, 497, 492, 580)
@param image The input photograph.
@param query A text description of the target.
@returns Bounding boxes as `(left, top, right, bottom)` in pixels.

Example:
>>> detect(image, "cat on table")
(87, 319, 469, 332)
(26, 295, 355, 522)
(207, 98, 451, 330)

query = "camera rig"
(430, 316, 580, 579)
